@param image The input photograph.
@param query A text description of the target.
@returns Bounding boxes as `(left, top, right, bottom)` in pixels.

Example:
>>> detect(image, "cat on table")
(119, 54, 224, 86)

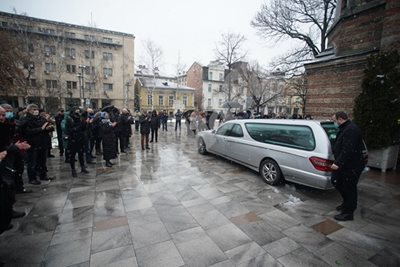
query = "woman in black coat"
(100, 112, 117, 167)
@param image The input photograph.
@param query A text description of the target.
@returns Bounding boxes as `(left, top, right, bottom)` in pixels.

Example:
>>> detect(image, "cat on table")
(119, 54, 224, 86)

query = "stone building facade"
(0, 11, 135, 112)
(304, 0, 400, 119)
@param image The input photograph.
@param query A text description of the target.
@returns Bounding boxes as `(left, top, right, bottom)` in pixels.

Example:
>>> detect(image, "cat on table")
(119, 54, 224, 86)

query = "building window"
(103, 37, 112, 43)
(209, 72, 213, 80)
(208, 84, 211, 92)
(85, 50, 95, 59)
(219, 73, 223, 81)
(65, 31, 76, 38)
(45, 63, 56, 73)
(67, 81, 77, 89)
(29, 79, 36, 87)
(183, 96, 188, 106)
(147, 95, 153, 106)
(28, 43, 34, 53)
(208, 98, 211, 107)
(103, 83, 113, 91)
(219, 85, 223, 92)
(84, 35, 96, 41)
(103, 52, 113, 60)
(46, 80, 57, 89)
(168, 95, 174, 106)
(85, 66, 95, 75)
(159, 96, 164, 106)
(85, 82, 95, 90)
(103, 68, 112, 77)
(65, 48, 76, 58)
(219, 99, 223, 107)
(66, 64, 76, 73)
(44, 45, 56, 56)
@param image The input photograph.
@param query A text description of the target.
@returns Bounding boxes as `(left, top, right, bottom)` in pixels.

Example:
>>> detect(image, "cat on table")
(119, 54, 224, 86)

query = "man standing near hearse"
(331, 111, 366, 221)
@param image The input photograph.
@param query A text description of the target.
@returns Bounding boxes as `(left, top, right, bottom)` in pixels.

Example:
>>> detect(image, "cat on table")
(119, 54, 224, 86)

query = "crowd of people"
(0, 103, 138, 233)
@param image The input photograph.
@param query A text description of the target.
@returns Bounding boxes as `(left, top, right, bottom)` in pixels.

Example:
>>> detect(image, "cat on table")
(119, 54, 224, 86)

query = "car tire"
(259, 159, 283, 185)
(198, 138, 207, 155)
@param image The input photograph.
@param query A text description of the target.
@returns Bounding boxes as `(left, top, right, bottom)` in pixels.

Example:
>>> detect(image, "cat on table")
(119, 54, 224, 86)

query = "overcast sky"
(0, 0, 296, 75)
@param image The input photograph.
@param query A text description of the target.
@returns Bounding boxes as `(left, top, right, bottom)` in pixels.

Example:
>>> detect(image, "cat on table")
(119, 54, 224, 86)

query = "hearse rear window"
(245, 123, 316, 151)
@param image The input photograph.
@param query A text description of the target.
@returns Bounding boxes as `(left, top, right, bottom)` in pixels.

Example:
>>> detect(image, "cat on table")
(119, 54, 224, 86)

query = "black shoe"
(65, 159, 70, 163)
(40, 176, 54, 181)
(48, 154, 55, 158)
(150, 140, 153, 143)
(16, 188, 32, 194)
(12, 210, 26, 219)
(29, 179, 41, 185)
(86, 160, 96, 164)
(105, 161, 113, 167)
(336, 204, 344, 211)
(146, 146, 150, 150)
(334, 213, 353, 221)
(142, 147, 145, 150)
(72, 169, 77, 178)
(81, 168, 89, 174)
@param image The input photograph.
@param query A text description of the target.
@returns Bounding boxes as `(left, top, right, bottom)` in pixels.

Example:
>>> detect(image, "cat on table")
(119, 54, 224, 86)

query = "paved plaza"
(1, 127, 399, 267)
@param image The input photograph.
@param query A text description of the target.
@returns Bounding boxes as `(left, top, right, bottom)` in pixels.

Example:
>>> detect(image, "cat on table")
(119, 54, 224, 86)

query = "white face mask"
(32, 110, 39, 116)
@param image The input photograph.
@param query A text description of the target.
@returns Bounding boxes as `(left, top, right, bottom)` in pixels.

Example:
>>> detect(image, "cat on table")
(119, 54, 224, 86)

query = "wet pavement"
(1, 127, 400, 267)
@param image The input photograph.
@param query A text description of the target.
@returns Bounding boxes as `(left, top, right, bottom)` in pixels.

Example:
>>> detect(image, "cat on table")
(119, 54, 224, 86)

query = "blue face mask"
(5, 111, 14, 119)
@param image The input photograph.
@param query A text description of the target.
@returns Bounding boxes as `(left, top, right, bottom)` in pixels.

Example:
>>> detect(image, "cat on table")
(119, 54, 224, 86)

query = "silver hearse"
(197, 119, 339, 189)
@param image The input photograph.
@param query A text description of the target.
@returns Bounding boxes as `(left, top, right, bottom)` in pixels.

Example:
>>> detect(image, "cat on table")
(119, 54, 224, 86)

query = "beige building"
(134, 75, 195, 116)
(0, 11, 134, 111)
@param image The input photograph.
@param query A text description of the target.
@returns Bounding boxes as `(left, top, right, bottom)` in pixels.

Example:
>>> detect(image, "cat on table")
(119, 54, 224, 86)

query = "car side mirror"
(211, 130, 216, 134)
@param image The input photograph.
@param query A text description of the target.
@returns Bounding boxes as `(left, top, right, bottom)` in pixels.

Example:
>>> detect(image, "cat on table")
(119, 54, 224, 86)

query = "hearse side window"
(216, 123, 233, 136)
(321, 122, 338, 148)
(229, 124, 244, 137)
(245, 123, 316, 151)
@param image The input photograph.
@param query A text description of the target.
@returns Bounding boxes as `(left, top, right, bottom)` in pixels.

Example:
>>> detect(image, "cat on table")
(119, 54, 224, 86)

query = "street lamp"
(78, 65, 87, 107)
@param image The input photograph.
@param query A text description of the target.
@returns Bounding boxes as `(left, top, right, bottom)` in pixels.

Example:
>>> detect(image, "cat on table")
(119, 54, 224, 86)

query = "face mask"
(5, 112, 14, 119)
(32, 110, 39, 116)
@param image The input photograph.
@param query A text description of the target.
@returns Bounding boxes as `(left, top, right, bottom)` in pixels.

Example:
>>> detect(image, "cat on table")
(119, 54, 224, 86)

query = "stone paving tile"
(224, 241, 266, 265)
(91, 225, 132, 254)
(90, 245, 138, 267)
(263, 237, 301, 259)
(43, 237, 91, 267)
(278, 247, 329, 266)
(207, 223, 251, 252)
(175, 236, 227, 267)
(283, 224, 332, 253)
(135, 240, 185, 267)
(328, 228, 385, 259)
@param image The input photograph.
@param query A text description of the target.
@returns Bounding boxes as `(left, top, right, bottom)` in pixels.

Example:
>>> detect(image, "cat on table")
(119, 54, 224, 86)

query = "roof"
(0, 11, 134, 38)
(137, 77, 195, 91)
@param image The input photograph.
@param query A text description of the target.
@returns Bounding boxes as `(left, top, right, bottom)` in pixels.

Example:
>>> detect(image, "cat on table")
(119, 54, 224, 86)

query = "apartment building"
(0, 11, 134, 111)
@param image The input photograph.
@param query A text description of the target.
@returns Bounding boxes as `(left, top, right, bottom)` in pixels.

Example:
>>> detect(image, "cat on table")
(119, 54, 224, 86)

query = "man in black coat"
(331, 111, 366, 221)
(65, 107, 89, 177)
(139, 111, 151, 150)
(18, 104, 55, 185)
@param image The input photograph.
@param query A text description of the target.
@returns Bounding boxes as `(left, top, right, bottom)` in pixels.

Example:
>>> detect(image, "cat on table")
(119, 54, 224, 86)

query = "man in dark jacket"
(331, 111, 366, 221)
(150, 110, 160, 143)
(139, 111, 151, 150)
(18, 104, 55, 184)
(65, 107, 89, 177)
(117, 108, 133, 153)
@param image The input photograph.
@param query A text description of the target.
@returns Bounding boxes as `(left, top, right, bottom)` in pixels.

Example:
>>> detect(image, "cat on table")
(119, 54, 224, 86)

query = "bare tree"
(287, 75, 308, 115)
(0, 31, 26, 94)
(252, 0, 336, 75)
(238, 62, 282, 113)
(142, 39, 163, 71)
(215, 32, 247, 101)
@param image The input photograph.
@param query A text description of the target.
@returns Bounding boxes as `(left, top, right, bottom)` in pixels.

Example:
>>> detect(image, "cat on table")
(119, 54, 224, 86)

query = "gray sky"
(0, 0, 296, 75)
